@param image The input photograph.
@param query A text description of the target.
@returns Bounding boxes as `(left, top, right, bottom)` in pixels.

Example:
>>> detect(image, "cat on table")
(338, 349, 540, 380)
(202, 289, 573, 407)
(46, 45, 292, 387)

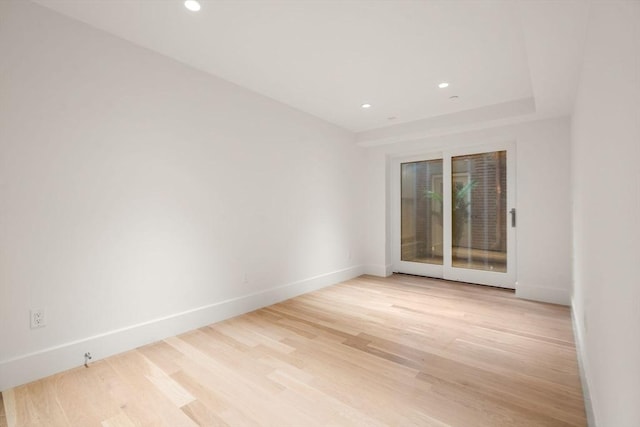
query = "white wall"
(364, 117, 573, 305)
(0, 1, 365, 390)
(571, 3, 640, 426)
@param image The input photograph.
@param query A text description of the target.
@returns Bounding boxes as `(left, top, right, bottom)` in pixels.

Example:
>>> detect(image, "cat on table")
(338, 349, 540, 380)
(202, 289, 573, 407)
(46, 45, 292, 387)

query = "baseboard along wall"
(571, 299, 597, 427)
(0, 265, 365, 391)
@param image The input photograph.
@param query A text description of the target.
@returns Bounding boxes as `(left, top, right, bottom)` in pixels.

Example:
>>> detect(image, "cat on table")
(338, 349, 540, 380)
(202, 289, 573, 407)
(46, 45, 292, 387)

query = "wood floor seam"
(5, 275, 586, 426)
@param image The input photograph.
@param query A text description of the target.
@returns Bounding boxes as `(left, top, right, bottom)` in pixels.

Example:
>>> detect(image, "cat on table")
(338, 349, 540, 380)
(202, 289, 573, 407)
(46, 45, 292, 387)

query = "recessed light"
(361, 103, 372, 109)
(184, 0, 201, 12)
(387, 116, 397, 121)
(438, 82, 449, 89)
(449, 95, 459, 100)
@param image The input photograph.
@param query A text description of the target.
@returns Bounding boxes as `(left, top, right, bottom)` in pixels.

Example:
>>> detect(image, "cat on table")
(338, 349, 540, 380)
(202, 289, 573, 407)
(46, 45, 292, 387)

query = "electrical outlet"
(30, 308, 46, 329)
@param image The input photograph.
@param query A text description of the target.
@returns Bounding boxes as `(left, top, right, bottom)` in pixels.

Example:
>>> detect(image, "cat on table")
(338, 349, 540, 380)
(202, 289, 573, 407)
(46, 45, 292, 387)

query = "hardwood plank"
(24, 376, 71, 426)
(101, 410, 137, 427)
(2, 390, 17, 427)
(104, 351, 199, 427)
(0, 392, 8, 427)
(180, 400, 229, 427)
(5, 274, 587, 426)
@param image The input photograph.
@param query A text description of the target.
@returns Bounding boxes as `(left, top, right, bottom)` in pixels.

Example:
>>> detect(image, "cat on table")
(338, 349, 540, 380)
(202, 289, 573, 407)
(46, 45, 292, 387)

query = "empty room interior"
(0, 1, 639, 426)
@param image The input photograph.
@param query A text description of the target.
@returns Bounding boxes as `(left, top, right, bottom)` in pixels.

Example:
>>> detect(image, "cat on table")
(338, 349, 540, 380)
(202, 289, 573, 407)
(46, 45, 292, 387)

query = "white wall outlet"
(30, 308, 46, 329)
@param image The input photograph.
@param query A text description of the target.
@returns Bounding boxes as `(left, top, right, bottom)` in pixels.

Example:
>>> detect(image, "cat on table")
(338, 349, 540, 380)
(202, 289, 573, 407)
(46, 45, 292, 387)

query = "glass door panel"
(393, 142, 516, 289)
(401, 159, 443, 265)
(451, 151, 507, 273)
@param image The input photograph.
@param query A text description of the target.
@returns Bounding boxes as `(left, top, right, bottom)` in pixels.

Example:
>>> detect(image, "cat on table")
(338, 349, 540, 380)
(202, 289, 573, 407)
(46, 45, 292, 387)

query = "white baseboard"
(515, 284, 571, 306)
(363, 264, 393, 277)
(0, 265, 364, 391)
(571, 299, 597, 427)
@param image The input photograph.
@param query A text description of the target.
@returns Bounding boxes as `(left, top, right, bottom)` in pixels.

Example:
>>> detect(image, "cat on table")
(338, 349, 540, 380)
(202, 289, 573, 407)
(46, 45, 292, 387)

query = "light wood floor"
(0, 392, 7, 427)
(2, 275, 586, 426)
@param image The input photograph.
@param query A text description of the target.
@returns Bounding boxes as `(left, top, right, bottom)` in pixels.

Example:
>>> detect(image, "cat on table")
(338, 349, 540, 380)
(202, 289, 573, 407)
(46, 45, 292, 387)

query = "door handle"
(510, 208, 516, 227)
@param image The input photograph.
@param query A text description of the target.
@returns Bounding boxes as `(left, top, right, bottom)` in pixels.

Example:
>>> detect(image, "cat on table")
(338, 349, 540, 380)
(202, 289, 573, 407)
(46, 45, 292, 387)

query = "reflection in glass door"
(451, 151, 507, 273)
(401, 159, 443, 265)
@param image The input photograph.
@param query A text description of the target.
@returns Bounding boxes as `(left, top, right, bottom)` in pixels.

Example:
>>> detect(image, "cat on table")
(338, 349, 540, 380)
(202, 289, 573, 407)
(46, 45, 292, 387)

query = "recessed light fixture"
(438, 82, 449, 89)
(387, 116, 397, 121)
(449, 95, 459, 100)
(361, 103, 372, 109)
(184, 0, 201, 12)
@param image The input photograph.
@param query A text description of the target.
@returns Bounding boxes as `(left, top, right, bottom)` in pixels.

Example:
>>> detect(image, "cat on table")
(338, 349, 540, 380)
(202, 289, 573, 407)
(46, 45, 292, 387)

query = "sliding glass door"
(392, 142, 516, 288)
(401, 160, 443, 266)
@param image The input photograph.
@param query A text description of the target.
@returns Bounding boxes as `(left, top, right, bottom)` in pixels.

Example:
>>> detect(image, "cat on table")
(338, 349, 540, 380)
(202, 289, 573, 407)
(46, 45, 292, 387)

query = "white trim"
(356, 110, 563, 147)
(0, 265, 364, 391)
(571, 299, 597, 427)
(515, 284, 571, 306)
(363, 264, 393, 277)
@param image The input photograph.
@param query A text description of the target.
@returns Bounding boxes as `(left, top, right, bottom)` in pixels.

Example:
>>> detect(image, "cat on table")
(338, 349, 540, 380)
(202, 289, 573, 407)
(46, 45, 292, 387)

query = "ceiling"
(33, 0, 589, 144)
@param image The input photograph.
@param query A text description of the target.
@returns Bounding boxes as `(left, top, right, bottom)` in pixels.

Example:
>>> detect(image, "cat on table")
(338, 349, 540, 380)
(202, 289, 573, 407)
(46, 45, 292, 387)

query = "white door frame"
(391, 151, 445, 279)
(391, 141, 517, 289)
